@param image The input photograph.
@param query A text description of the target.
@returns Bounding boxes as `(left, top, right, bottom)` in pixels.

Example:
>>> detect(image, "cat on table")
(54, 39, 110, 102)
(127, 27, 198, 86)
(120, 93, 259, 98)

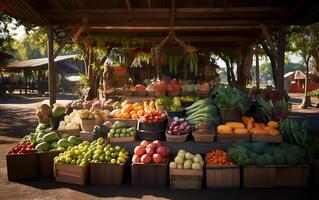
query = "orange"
(124, 113, 131, 119)
(130, 110, 137, 115)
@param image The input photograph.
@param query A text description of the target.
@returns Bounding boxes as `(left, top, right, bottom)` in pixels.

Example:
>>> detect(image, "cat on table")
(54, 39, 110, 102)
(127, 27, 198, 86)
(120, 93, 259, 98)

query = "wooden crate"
(80, 131, 94, 142)
(131, 162, 168, 187)
(170, 168, 203, 189)
(243, 165, 310, 188)
(251, 134, 283, 143)
(38, 150, 63, 177)
(206, 165, 240, 188)
(217, 133, 251, 142)
(276, 165, 309, 187)
(90, 163, 125, 186)
(109, 136, 135, 143)
(6, 153, 38, 181)
(54, 163, 89, 185)
(192, 133, 215, 142)
(243, 166, 277, 188)
(58, 128, 80, 136)
(165, 133, 188, 143)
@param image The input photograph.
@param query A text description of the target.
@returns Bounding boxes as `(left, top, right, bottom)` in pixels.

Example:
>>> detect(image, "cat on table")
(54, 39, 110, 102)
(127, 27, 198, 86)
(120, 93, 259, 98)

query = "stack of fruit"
(140, 110, 167, 123)
(8, 141, 36, 154)
(205, 150, 235, 166)
(132, 140, 171, 164)
(54, 138, 129, 166)
(167, 120, 191, 136)
(35, 131, 81, 152)
(107, 121, 136, 138)
(169, 150, 204, 170)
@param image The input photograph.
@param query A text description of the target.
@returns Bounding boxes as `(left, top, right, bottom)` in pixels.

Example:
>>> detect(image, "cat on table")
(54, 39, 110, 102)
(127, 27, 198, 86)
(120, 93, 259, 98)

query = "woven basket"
(80, 119, 95, 132)
(165, 132, 188, 143)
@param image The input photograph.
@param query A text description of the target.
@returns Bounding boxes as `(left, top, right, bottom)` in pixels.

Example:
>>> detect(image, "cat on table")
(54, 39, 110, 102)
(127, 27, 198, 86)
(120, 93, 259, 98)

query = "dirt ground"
(0, 95, 319, 200)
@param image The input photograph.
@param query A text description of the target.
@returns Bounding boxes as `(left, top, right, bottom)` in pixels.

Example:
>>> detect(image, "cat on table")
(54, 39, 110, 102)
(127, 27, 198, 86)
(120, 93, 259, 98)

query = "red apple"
(152, 153, 163, 163)
(132, 155, 141, 163)
(134, 146, 146, 157)
(146, 143, 157, 150)
(141, 154, 152, 164)
(146, 147, 155, 155)
(156, 146, 168, 157)
(152, 140, 162, 147)
(140, 140, 149, 147)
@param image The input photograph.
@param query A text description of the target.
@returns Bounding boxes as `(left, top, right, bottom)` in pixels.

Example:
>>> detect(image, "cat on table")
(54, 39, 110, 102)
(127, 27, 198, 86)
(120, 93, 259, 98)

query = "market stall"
(2, 0, 319, 190)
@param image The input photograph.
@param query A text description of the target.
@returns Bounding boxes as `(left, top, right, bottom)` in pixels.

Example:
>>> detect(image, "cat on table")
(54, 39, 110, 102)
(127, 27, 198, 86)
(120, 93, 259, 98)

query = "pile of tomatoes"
(140, 111, 166, 123)
(8, 141, 36, 154)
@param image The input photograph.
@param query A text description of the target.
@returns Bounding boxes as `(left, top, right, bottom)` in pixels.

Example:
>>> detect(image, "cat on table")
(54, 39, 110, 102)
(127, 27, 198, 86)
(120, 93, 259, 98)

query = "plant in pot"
(214, 85, 245, 123)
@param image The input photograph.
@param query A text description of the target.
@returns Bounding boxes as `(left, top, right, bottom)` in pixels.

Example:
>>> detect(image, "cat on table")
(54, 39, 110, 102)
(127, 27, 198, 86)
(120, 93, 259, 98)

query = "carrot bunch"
(205, 150, 234, 166)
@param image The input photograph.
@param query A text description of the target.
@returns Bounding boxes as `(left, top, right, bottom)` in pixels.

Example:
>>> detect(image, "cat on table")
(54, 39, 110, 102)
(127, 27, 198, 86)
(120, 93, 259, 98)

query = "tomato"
(149, 116, 153, 121)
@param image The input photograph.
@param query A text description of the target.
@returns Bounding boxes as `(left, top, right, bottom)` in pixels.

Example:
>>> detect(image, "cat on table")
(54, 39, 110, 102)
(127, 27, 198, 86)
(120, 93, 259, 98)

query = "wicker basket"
(165, 132, 189, 143)
(219, 107, 242, 123)
(192, 128, 216, 142)
(80, 119, 95, 132)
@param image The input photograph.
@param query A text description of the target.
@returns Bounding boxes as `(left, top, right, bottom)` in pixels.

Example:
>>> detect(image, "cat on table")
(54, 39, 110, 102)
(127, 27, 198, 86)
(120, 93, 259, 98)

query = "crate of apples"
(132, 140, 170, 164)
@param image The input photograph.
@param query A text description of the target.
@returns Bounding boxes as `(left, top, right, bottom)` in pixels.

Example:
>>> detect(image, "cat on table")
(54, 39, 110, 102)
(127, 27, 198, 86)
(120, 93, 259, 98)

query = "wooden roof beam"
(125, 0, 132, 12)
(284, 0, 304, 21)
(148, 0, 152, 8)
(48, 0, 63, 9)
(224, 0, 232, 11)
(170, 0, 175, 26)
(75, 0, 84, 9)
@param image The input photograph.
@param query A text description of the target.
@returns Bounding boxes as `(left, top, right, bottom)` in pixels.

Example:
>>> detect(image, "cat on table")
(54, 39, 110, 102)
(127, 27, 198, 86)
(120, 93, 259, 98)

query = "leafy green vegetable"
(213, 85, 245, 112)
(155, 96, 173, 106)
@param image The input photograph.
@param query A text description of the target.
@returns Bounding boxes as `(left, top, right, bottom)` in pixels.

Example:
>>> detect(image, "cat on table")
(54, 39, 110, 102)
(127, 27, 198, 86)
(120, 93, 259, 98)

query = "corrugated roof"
(7, 55, 78, 68)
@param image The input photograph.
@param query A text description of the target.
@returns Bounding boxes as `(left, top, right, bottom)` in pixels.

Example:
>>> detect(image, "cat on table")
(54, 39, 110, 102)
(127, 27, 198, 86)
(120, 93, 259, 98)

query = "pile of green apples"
(54, 138, 129, 166)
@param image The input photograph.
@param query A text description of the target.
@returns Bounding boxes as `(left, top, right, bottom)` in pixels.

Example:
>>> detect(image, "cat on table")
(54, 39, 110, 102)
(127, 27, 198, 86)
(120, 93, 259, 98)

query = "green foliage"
(251, 142, 268, 154)
(228, 142, 307, 166)
(213, 85, 245, 112)
(308, 88, 319, 97)
(260, 62, 272, 74)
(280, 119, 310, 148)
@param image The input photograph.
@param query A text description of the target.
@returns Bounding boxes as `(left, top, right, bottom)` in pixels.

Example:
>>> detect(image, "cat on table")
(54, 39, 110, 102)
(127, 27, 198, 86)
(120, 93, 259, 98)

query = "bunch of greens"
(213, 85, 245, 112)
(155, 96, 173, 107)
(280, 119, 310, 148)
(258, 98, 288, 121)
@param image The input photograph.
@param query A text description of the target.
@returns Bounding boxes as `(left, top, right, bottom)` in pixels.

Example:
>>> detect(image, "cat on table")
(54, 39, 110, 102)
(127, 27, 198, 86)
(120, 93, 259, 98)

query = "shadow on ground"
(12, 178, 319, 200)
(0, 106, 37, 138)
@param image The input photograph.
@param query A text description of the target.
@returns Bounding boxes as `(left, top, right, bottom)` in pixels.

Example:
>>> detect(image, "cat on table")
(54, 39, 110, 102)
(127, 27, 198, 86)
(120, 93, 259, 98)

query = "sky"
(10, 25, 303, 67)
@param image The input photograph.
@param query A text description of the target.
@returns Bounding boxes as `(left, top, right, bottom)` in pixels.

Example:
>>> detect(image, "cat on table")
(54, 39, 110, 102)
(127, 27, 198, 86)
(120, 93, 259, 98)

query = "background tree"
(289, 25, 316, 108)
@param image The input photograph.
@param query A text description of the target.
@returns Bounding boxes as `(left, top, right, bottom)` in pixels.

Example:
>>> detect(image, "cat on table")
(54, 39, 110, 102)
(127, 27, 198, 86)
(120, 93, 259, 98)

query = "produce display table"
(111, 141, 233, 154)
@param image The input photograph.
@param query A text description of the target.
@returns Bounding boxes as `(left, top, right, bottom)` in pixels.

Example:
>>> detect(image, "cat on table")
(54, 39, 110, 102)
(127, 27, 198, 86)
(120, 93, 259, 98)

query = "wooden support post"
(277, 25, 287, 95)
(255, 53, 260, 90)
(47, 25, 56, 106)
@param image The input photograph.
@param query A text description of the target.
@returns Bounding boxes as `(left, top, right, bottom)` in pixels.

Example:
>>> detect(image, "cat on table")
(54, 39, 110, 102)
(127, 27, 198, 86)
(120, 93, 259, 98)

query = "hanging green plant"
(186, 52, 198, 77)
(130, 51, 151, 68)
